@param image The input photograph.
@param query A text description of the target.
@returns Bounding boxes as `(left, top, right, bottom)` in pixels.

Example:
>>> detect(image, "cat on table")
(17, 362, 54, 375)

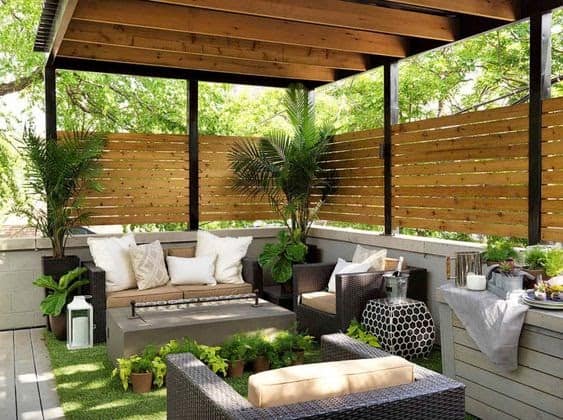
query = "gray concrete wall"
(0, 228, 281, 330)
(0, 226, 484, 331)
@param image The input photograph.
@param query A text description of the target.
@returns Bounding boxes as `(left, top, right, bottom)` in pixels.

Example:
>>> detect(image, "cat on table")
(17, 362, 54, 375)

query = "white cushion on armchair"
(327, 258, 372, 293)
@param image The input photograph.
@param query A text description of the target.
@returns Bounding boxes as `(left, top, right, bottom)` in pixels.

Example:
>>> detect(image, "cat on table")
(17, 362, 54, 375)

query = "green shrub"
(346, 319, 381, 348)
(524, 247, 548, 270)
(484, 239, 518, 262)
(545, 248, 563, 277)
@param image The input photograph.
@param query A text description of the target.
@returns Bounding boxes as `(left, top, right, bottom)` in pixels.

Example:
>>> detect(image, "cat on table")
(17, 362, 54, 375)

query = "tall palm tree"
(16, 125, 106, 258)
(229, 84, 337, 244)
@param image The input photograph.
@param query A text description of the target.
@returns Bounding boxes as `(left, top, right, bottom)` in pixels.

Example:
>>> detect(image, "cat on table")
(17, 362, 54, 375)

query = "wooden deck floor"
(0, 328, 64, 420)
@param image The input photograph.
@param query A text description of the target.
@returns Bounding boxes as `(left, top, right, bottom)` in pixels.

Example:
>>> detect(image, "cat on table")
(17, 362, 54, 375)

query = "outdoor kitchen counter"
(437, 291, 562, 420)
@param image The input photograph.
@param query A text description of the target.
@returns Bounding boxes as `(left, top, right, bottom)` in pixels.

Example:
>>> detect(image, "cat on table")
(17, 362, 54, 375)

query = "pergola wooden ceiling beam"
(149, 0, 458, 41)
(72, 0, 408, 57)
(383, 0, 518, 21)
(58, 41, 337, 82)
(64, 20, 369, 71)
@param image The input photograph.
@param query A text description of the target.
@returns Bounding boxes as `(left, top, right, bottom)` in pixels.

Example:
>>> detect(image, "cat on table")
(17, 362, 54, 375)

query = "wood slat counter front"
(438, 295, 563, 420)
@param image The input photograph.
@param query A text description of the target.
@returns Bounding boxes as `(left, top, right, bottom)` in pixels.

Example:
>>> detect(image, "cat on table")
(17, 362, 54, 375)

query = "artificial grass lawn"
(45, 332, 446, 419)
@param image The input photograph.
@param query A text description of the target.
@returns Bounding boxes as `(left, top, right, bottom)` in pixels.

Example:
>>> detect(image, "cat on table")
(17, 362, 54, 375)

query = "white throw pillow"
(196, 230, 252, 284)
(352, 245, 387, 272)
(167, 256, 217, 285)
(87, 233, 137, 292)
(328, 258, 372, 293)
(129, 240, 170, 290)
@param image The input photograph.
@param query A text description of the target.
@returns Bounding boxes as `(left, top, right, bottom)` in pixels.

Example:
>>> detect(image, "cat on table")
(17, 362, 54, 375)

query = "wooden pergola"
(34, 0, 561, 244)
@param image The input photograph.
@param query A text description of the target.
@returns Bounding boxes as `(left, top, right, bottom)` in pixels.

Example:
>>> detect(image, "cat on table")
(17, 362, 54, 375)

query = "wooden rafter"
(383, 0, 518, 21)
(64, 20, 368, 71)
(72, 0, 408, 57)
(150, 0, 458, 41)
(58, 41, 337, 81)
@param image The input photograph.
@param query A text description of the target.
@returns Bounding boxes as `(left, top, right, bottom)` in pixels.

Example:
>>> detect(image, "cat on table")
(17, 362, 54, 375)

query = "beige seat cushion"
(248, 356, 414, 408)
(301, 291, 336, 314)
(176, 282, 252, 299)
(106, 284, 183, 308)
(166, 246, 196, 258)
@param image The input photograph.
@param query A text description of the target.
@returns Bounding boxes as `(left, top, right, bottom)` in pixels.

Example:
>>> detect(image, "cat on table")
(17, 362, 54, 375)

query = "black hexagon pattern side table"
(361, 298, 435, 359)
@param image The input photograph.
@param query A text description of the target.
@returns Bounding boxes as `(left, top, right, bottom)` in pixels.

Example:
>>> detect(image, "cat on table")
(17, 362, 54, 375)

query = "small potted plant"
(113, 354, 153, 393)
(290, 332, 314, 365)
(483, 239, 518, 265)
(32, 267, 88, 340)
(545, 248, 563, 280)
(272, 330, 314, 366)
(246, 333, 276, 372)
(220, 334, 251, 378)
(524, 246, 548, 280)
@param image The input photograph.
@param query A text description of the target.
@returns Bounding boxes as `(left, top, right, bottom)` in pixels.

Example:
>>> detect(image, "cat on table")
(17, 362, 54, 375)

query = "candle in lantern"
(466, 273, 486, 291)
(72, 315, 89, 347)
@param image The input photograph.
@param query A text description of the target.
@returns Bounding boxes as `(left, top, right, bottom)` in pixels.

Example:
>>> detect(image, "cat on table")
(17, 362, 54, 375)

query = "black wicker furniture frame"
(83, 258, 263, 344)
(166, 333, 465, 419)
(292, 262, 427, 337)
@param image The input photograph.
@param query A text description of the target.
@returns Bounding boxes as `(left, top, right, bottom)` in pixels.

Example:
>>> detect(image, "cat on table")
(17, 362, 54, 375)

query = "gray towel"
(440, 284, 528, 371)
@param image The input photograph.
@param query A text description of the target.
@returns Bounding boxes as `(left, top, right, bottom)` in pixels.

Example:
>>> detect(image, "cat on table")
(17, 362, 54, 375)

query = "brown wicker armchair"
(293, 263, 427, 337)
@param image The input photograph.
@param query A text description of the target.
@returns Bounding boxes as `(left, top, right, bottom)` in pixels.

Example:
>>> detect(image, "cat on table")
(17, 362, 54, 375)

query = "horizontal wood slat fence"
(319, 128, 385, 226)
(542, 96, 563, 242)
(392, 103, 530, 238)
(73, 98, 563, 241)
(80, 133, 189, 225)
(199, 136, 276, 222)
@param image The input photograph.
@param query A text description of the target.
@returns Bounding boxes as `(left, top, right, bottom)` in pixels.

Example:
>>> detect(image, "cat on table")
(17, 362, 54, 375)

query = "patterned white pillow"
(129, 240, 170, 291)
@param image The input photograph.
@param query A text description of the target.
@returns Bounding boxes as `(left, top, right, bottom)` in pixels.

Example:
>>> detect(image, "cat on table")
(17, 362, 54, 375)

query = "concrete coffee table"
(107, 296, 295, 361)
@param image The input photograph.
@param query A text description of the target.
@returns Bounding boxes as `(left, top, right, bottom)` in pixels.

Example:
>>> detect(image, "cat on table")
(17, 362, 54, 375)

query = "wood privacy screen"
(391, 103, 530, 238)
(82, 133, 189, 225)
(542, 96, 563, 242)
(318, 129, 384, 225)
(199, 135, 276, 222)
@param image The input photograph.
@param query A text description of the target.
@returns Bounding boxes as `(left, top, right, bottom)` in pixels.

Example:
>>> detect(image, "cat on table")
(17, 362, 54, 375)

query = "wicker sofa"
(83, 257, 263, 343)
(293, 262, 427, 337)
(166, 333, 465, 419)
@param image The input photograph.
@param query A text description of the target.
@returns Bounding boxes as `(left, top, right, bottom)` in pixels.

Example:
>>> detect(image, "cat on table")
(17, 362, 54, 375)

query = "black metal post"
(188, 80, 199, 230)
(45, 64, 57, 140)
(528, 12, 552, 245)
(383, 62, 399, 235)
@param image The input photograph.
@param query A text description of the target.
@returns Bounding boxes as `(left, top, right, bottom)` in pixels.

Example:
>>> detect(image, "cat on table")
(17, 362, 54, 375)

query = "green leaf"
(39, 292, 67, 316)
(272, 257, 293, 283)
(285, 242, 307, 263)
(33, 275, 60, 292)
(66, 279, 90, 295)
(258, 242, 282, 268)
(58, 267, 87, 289)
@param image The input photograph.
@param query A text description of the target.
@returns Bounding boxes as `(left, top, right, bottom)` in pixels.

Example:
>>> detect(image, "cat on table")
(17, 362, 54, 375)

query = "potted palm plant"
(229, 84, 337, 289)
(16, 125, 106, 280)
(32, 267, 89, 340)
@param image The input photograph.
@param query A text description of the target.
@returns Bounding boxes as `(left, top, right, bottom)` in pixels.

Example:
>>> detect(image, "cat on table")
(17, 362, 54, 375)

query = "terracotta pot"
(131, 372, 153, 394)
(253, 356, 270, 373)
(228, 360, 245, 378)
(291, 349, 305, 365)
(49, 313, 67, 341)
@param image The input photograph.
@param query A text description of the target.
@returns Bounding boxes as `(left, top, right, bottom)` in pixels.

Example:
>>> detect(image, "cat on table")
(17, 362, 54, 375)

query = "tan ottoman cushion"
(166, 246, 196, 258)
(248, 356, 414, 408)
(176, 282, 252, 299)
(301, 291, 336, 314)
(106, 284, 183, 308)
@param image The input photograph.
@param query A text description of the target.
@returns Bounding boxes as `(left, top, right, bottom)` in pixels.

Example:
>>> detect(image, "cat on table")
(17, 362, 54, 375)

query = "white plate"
(521, 291, 563, 310)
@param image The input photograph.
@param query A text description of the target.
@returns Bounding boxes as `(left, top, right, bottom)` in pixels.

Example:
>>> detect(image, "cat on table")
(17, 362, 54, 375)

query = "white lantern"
(67, 296, 93, 350)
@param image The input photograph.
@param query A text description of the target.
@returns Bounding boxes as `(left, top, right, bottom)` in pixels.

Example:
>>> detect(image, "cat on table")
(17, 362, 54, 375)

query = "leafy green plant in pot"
(33, 267, 88, 340)
(524, 246, 548, 281)
(229, 84, 337, 291)
(16, 125, 106, 280)
(220, 334, 252, 378)
(272, 330, 314, 366)
(545, 248, 563, 279)
(245, 333, 277, 372)
(113, 354, 153, 393)
(483, 238, 518, 265)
